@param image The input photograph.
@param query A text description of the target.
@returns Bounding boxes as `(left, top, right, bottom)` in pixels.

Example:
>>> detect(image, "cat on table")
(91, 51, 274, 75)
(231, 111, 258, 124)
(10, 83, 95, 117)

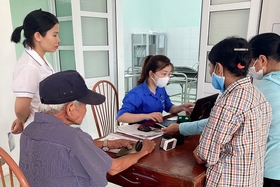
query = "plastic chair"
(91, 80, 120, 137)
(0, 147, 30, 187)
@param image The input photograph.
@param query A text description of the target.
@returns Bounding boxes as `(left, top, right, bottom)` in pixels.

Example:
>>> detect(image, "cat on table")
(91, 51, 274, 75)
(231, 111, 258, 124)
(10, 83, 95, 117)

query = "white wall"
(259, 0, 280, 33)
(0, 0, 20, 168)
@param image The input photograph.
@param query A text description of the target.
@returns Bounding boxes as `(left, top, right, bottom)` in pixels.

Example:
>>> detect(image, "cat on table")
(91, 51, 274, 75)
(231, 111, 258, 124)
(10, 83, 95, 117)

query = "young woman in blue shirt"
(117, 55, 194, 124)
(249, 33, 280, 187)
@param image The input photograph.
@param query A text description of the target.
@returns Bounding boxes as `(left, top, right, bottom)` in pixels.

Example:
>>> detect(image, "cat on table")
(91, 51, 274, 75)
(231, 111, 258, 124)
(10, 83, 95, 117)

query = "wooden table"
(107, 135, 206, 187)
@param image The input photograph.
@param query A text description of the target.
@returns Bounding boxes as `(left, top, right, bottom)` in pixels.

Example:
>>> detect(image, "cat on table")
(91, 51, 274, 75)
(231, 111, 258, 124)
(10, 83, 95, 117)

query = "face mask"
(152, 74, 170, 88)
(211, 66, 225, 93)
(248, 59, 264, 80)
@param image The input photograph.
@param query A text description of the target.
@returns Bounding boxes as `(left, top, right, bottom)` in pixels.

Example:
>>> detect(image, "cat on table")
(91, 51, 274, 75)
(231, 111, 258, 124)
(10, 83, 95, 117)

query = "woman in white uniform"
(10, 9, 60, 134)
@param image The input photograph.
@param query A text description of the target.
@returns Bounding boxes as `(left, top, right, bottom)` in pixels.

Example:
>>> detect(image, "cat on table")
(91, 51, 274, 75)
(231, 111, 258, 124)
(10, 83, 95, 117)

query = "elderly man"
(19, 70, 155, 187)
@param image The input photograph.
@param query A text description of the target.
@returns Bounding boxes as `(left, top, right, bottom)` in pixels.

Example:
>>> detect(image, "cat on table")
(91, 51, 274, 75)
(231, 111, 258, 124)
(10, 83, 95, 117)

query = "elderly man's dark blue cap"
(39, 70, 105, 105)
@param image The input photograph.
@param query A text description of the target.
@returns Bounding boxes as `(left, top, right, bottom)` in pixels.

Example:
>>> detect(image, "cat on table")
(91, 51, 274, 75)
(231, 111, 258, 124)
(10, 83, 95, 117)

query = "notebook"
(157, 93, 219, 127)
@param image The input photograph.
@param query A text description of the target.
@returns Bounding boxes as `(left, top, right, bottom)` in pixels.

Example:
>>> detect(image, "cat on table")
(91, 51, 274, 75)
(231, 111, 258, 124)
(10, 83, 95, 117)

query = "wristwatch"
(102, 140, 109, 151)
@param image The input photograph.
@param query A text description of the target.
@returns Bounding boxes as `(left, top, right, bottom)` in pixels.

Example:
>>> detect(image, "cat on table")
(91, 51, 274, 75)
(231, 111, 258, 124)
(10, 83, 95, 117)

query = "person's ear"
(258, 54, 268, 67)
(215, 62, 224, 76)
(149, 70, 154, 78)
(33, 32, 42, 42)
(65, 102, 74, 116)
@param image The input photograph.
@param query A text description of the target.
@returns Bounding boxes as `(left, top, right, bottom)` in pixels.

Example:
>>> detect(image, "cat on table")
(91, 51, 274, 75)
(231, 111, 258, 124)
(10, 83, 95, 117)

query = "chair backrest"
(0, 147, 30, 187)
(91, 80, 120, 137)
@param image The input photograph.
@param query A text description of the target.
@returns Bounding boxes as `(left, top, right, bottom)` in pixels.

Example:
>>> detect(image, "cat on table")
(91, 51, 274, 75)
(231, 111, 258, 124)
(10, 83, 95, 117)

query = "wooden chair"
(91, 80, 120, 137)
(0, 147, 30, 187)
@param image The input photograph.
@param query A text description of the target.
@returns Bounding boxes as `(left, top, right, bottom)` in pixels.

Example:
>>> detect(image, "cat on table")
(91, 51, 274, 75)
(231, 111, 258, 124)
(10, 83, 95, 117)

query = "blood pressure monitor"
(160, 136, 177, 151)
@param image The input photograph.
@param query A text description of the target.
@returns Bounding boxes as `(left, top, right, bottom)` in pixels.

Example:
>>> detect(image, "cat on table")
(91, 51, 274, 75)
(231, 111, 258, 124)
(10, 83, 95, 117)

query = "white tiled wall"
(123, 26, 200, 100)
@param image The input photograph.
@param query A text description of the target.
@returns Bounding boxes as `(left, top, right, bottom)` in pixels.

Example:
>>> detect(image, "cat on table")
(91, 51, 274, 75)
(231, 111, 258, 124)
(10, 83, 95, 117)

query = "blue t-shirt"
(117, 81, 173, 122)
(255, 71, 280, 180)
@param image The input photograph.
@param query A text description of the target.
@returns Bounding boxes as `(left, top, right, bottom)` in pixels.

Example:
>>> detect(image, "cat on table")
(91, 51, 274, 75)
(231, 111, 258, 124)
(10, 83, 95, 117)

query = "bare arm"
(169, 102, 195, 114)
(162, 123, 180, 135)
(117, 112, 163, 123)
(14, 97, 32, 123)
(108, 139, 155, 175)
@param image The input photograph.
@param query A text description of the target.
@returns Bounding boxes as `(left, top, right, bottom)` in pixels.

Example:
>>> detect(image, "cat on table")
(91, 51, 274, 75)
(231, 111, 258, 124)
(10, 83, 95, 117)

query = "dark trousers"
(264, 178, 280, 187)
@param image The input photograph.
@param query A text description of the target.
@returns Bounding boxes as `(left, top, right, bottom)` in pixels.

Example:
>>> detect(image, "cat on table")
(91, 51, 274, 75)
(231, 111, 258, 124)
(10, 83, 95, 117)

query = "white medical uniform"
(11, 47, 54, 126)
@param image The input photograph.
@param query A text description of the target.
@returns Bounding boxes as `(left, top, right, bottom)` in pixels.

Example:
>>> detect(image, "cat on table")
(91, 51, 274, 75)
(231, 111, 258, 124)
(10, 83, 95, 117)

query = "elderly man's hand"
(161, 123, 180, 135)
(139, 139, 155, 155)
(108, 139, 135, 149)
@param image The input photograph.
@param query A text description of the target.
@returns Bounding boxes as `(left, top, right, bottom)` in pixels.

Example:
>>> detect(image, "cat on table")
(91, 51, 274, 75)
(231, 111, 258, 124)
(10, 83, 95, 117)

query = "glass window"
(81, 17, 108, 46)
(205, 52, 212, 83)
(208, 9, 249, 45)
(59, 50, 76, 71)
(83, 51, 109, 78)
(53, 0, 112, 80)
(55, 0, 72, 17)
(59, 21, 74, 46)
(80, 0, 107, 13)
(211, 0, 250, 5)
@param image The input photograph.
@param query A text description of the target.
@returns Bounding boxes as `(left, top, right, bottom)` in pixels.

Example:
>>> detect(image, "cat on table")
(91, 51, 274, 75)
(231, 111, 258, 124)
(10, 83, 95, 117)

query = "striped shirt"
(198, 76, 272, 186)
(20, 113, 112, 187)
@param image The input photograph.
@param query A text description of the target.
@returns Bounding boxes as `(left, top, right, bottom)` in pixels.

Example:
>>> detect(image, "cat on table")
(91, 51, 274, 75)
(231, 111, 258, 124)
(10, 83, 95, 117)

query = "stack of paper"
(116, 124, 163, 140)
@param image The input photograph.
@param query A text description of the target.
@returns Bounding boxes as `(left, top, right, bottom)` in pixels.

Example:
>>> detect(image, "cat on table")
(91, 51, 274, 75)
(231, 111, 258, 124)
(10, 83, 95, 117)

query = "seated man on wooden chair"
(19, 70, 155, 187)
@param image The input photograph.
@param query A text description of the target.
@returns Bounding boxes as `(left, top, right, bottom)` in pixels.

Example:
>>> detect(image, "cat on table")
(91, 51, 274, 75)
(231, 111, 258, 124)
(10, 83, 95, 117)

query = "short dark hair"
(208, 37, 252, 77)
(137, 55, 174, 85)
(249, 32, 280, 62)
(11, 9, 58, 48)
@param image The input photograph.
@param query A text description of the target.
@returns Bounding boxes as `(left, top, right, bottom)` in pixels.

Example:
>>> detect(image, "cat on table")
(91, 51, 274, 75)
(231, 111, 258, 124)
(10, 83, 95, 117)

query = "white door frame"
(48, 0, 117, 89)
(197, 0, 262, 98)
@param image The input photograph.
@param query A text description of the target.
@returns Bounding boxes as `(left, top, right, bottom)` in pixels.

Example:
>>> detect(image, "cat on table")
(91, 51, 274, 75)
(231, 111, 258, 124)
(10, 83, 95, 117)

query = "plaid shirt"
(198, 76, 272, 186)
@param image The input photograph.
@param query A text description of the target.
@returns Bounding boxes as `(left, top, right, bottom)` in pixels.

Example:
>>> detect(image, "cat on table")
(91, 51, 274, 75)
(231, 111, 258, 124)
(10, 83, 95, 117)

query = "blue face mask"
(212, 71, 225, 93)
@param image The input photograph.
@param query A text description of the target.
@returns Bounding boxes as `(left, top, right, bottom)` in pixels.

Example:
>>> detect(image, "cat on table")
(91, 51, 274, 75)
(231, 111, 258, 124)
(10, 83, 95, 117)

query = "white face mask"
(248, 59, 264, 80)
(152, 74, 170, 88)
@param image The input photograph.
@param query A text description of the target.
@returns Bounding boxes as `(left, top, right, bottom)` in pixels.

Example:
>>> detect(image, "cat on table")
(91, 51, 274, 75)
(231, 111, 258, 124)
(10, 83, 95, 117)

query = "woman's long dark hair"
(137, 55, 173, 85)
(249, 32, 280, 62)
(11, 9, 58, 48)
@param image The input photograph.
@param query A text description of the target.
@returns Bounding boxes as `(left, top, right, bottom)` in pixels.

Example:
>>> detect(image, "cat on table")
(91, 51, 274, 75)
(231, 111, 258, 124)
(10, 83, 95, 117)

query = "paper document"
(116, 124, 163, 140)
(99, 133, 138, 142)
(167, 116, 177, 121)
(8, 132, 15, 152)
